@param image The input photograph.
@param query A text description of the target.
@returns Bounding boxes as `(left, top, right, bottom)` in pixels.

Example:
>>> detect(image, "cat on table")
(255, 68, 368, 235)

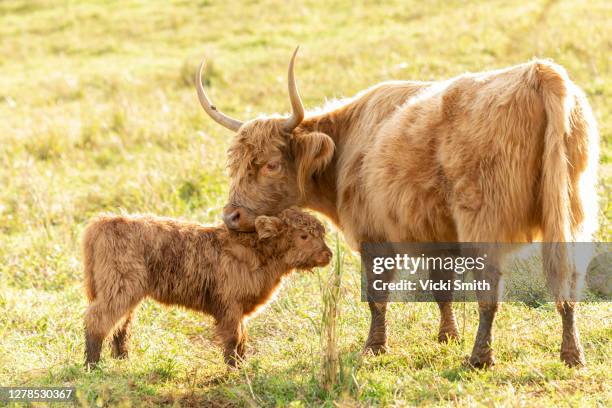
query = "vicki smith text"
(372, 279, 491, 292)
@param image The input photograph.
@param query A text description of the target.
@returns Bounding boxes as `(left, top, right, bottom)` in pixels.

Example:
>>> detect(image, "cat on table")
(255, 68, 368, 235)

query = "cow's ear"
(255, 216, 283, 239)
(291, 131, 335, 196)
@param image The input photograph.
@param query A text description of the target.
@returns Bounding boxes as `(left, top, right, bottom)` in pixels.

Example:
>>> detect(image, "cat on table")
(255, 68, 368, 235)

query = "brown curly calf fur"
(83, 207, 331, 368)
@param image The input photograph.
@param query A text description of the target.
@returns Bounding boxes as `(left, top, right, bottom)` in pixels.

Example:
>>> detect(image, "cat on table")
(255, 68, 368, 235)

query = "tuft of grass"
(318, 234, 344, 392)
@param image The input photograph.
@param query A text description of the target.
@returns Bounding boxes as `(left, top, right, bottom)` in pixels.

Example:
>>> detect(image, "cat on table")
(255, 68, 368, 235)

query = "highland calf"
(83, 207, 332, 367)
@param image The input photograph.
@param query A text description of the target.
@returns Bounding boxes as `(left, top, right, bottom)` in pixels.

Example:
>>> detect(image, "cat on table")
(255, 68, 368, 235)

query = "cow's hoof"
(364, 343, 388, 355)
(465, 354, 495, 369)
(561, 351, 586, 368)
(438, 327, 460, 343)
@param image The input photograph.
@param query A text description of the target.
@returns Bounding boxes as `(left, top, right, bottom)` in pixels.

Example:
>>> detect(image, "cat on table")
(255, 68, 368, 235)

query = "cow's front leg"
(364, 264, 389, 354)
(365, 301, 388, 354)
(430, 250, 459, 342)
(436, 301, 459, 343)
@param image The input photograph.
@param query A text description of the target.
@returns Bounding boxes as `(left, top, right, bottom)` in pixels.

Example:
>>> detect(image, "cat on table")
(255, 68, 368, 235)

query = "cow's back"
(336, 61, 597, 245)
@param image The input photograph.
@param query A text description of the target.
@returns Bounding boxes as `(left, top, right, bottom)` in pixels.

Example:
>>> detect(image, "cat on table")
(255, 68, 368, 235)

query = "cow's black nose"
(222, 207, 242, 230)
(222, 204, 257, 231)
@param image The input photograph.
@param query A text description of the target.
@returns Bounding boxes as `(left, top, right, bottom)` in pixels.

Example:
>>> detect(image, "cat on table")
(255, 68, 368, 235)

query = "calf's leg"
(85, 300, 132, 368)
(236, 321, 248, 360)
(216, 316, 246, 367)
(111, 311, 135, 359)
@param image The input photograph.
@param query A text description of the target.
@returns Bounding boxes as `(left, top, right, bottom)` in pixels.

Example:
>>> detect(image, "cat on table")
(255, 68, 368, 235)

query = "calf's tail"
(82, 220, 100, 302)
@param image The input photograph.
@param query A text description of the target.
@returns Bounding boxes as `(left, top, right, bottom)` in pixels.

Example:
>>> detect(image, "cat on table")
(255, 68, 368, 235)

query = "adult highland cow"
(196, 48, 599, 367)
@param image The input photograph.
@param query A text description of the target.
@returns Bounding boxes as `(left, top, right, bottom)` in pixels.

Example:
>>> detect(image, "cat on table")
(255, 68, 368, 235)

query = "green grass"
(0, 0, 611, 406)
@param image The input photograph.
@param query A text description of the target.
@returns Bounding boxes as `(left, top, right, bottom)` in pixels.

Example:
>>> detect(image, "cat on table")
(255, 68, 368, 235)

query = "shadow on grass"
(21, 355, 332, 407)
(440, 364, 474, 382)
(142, 389, 239, 408)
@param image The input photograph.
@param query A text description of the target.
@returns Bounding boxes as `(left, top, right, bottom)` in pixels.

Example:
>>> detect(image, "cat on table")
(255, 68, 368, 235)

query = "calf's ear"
(255, 216, 283, 239)
(291, 131, 335, 196)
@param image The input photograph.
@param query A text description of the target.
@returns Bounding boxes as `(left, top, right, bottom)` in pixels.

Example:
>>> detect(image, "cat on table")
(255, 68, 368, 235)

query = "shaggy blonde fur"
(218, 59, 598, 367)
(82, 208, 331, 367)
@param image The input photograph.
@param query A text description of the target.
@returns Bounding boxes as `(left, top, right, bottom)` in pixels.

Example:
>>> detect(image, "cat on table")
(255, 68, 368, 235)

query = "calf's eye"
(300, 234, 308, 240)
(266, 162, 280, 171)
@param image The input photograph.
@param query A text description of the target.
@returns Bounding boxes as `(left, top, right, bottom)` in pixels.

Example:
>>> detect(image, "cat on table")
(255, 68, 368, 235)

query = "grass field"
(0, 0, 611, 406)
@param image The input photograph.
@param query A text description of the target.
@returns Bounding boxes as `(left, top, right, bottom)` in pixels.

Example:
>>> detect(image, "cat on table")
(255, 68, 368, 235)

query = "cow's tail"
(531, 61, 575, 301)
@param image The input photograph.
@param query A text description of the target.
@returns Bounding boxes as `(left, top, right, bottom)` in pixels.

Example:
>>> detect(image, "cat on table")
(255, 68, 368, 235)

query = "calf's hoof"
(85, 360, 99, 371)
(466, 351, 495, 369)
(224, 354, 243, 368)
(561, 350, 586, 368)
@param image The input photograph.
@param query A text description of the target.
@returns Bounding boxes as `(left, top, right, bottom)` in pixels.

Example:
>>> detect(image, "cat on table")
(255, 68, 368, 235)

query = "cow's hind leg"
(557, 301, 585, 367)
(454, 239, 502, 368)
(543, 243, 586, 367)
(455, 216, 503, 368)
(463, 255, 502, 369)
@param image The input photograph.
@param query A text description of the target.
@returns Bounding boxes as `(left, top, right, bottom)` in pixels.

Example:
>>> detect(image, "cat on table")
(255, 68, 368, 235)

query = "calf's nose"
(318, 249, 333, 265)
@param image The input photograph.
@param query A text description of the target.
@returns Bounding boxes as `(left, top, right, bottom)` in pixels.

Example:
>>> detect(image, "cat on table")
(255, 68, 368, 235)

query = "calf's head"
(254, 207, 332, 269)
(196, 48, 335, 231)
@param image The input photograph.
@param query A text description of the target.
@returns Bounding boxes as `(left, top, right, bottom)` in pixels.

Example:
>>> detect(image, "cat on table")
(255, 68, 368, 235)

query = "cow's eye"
(266, 161, 280, 172)
(300, 234, 308, 240)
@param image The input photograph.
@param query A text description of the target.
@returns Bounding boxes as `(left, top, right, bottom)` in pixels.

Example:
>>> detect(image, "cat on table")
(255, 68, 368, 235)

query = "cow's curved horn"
(195, 60, 243, 132)
(283, 46, 305, 132)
